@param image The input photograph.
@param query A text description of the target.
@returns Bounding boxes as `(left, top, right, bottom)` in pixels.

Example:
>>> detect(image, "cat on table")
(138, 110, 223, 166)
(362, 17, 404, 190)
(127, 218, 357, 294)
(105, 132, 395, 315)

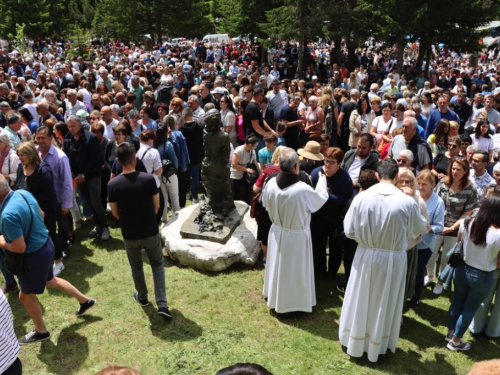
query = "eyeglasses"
(90, 117, 99, 120)
(449, 144, 458, 149)
(399, 179, 412, 185)
(324, 159, 336, 165)
(243, 91, 250, 94)
(396, 159, 409, 164)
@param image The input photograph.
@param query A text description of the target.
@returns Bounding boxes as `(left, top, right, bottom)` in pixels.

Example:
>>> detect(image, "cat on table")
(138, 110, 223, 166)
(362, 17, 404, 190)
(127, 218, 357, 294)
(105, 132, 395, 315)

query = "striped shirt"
(434, 180, 478, 227)
(0, 291, 19, 373)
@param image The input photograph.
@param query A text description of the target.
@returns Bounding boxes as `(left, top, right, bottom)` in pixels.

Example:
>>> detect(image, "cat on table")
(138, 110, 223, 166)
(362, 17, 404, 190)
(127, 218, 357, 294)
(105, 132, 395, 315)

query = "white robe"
(339, 183, 427, 362)
(262, 175, 328, 313)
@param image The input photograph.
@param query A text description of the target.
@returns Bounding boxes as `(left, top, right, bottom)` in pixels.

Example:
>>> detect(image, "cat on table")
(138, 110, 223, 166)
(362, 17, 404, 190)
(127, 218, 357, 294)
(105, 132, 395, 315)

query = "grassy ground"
(3, 219, 499, 375)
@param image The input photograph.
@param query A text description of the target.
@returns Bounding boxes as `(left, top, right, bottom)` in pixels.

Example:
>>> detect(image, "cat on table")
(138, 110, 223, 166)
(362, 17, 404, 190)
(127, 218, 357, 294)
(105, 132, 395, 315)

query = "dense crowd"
(0, 36, 500, 373)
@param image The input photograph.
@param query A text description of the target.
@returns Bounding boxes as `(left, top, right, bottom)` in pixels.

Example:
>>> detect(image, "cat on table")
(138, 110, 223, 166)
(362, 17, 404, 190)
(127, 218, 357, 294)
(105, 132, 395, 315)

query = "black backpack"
(157, 83, 174, 105)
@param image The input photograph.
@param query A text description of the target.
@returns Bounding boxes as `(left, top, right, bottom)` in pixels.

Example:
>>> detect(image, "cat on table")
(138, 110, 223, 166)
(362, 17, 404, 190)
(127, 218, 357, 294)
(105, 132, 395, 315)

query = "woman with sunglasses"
(432, 136, 462, 182)
(169, 97, 184, 129)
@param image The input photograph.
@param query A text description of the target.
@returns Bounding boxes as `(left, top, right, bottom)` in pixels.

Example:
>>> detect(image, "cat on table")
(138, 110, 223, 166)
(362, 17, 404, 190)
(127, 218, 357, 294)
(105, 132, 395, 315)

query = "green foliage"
(9, 24, 29, 55)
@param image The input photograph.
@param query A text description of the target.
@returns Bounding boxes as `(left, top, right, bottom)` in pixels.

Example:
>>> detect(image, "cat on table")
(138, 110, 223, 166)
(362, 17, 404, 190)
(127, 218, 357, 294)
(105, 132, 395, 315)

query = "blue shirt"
(0, 190, 48, 253)
(258, 147, 275, 166)
(418, 192, 445, 251)
(39, 144, 73, 209)
(425, 109, 459, 139)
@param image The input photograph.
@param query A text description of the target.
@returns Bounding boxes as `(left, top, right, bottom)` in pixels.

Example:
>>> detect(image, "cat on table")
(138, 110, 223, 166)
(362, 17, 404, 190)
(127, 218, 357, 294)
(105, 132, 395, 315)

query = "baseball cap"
(76, 109, 89, 118)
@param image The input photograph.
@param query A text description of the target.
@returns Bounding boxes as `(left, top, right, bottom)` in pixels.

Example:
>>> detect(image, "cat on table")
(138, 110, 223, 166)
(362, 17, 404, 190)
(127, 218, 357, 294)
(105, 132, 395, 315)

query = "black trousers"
(230, 178, 250, 204)
(311, 217, 342, 276)
(323, 231, 357, 285)
(2, 357, 22, 375)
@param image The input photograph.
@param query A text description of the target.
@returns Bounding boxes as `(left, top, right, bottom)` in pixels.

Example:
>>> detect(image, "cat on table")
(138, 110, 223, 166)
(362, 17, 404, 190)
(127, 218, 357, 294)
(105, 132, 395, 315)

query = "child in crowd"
(276, 121, 286, 147)
(258, 132, 278, 170)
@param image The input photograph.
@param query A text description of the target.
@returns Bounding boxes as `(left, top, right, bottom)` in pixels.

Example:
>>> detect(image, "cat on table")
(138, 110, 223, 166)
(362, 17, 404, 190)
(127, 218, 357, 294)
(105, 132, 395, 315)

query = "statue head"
(205, 109, 221, 134)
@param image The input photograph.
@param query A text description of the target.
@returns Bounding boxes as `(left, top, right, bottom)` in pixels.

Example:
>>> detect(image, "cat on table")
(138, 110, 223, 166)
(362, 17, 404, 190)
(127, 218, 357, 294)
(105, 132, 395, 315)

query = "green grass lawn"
(4, 219, 499, 375)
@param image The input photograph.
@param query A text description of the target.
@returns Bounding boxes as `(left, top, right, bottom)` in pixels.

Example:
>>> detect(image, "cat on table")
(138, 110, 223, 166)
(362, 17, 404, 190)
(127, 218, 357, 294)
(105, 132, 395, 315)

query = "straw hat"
(297, 141, 324, 161)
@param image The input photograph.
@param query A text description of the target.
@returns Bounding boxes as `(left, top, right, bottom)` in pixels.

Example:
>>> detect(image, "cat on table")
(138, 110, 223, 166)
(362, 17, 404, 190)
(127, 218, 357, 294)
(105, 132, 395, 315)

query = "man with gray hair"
(96, 68, 113, 92)
(63, 115, 110, 240)
(261, 147, 328, 315)
(337, 89, 360, 152)
(129, 75, 144, 110)
(4, 112, 22, 150)
(64, 89, 86, 121)
(389, 116, 432, 170)
(187, 95, 205, 121)
(36, 101, 55, 128)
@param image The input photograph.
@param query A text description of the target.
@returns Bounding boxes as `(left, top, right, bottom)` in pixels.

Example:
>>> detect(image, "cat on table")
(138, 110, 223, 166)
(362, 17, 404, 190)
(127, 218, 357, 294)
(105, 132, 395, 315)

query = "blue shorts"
(18, 238, 54, 295)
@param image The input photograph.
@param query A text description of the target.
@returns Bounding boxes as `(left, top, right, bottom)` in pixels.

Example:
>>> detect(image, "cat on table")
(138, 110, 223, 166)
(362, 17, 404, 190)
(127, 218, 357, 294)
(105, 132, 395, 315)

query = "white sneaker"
(433, 283, 444, 295)
(53, 262, 65, 277)
(424, 275, 435, 287)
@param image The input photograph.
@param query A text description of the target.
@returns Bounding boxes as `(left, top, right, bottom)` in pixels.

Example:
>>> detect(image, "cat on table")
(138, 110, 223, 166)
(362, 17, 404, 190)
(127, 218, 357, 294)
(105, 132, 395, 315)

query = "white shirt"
(461, 219, 500, 272)
(64, 99, 87, 121)
(266, 90, 289, 120)
(347, 157, 368, 183)
(100, 118, 117, 142)
(0, 291, 19, 373)
(21, 103, 40, 123)
(137, 143, 162, 188)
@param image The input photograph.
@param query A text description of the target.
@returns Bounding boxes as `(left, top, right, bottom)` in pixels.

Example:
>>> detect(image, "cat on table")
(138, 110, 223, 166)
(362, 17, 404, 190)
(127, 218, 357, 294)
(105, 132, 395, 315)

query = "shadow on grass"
(47, 252, 104, 295)
(144, 307, 202, 341)
(37, 315, 102, 375)
(267, 277, 342, 341)
(348, 349, 457, 374)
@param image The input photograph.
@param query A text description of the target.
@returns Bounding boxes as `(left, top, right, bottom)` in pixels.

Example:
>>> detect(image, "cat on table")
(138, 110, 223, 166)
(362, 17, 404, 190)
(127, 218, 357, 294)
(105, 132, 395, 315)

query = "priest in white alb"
(262, 147, 328, 314)
(339, 158, 428, 362)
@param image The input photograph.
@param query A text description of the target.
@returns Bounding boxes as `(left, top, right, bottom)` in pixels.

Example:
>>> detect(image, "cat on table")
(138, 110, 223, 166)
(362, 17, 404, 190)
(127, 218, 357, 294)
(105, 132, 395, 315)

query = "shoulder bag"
(3, 191, 34, 275)
(244, 150, 259, 186)
(447, 216, 472, 268)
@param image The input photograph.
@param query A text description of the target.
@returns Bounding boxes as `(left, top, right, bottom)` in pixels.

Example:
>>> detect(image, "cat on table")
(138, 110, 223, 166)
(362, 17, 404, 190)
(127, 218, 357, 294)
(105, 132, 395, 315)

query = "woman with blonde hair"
(111, 81, 125, 95)
(13, 142, 65, 276)
(396, 167, 430, 301)
(169, 97, 184, 129)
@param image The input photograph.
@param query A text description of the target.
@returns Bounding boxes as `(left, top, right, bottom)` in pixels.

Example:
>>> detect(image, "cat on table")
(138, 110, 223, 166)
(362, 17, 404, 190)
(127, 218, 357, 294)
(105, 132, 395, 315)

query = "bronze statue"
(196, 109, 235, 229)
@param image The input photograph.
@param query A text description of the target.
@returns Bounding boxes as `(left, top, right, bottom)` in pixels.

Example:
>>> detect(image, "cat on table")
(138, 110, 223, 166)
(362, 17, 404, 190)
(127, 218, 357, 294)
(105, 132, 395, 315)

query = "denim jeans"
(415, 248, 433, 298)
(0, 249, 15, 284)
(469, 269, 500, 337)
(448, 262, 494, 338)
(123, 233, 167, 308)
(438, 264, 454, 290)
(78, 177, 108, 228)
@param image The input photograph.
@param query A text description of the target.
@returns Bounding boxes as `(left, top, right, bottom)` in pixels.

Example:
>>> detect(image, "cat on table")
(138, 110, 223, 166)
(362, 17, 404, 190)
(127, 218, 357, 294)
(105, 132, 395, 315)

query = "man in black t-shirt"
(280, 96, 304, 150)
(337, 89, 359, 152)
(107, 142, 172, 319)
(244, 87, 272, 153)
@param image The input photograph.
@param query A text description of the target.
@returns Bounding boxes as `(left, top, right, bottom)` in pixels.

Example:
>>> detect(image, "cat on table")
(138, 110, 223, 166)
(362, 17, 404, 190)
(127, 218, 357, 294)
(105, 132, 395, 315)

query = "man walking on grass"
(107, 142, 172, 319)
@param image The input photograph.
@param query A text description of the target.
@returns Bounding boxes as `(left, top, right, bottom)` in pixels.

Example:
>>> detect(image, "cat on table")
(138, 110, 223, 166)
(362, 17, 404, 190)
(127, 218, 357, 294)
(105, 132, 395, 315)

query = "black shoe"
(18, 330, 50, 344)
(409, 295, 420, 308)
(337, 284, 346, 294)
(157, 307, 173, 318)
(76, 298, 96, 315)
(67, 234, 75, 245)
(62, 249, 71, 260)
(133, 292, 149, 307)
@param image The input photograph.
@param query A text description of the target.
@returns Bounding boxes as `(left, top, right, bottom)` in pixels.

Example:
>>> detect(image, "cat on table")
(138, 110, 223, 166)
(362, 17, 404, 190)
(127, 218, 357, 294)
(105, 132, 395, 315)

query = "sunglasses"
(90, 117, 99, 120)
(396, 159, 409, 164)
(324, 159, 336, 165)
(449, 144, 458, 149)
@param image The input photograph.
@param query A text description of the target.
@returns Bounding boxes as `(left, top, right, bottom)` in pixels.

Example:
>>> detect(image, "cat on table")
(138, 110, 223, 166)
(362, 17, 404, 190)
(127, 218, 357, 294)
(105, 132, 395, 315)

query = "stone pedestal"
(161, 203, 261, 272)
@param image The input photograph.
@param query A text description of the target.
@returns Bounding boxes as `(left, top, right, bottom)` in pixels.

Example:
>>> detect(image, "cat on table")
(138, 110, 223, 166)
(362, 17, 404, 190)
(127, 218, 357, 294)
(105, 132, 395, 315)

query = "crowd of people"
(0, 36, 500, 373)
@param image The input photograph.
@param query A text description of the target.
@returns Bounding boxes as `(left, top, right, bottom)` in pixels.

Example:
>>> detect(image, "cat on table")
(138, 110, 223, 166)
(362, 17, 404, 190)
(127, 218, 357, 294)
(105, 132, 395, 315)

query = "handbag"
(447, 216, 472, 268)
(244, 151, 259, 186)
(377, 119, 394, 153)
(3, 191, 33, 275)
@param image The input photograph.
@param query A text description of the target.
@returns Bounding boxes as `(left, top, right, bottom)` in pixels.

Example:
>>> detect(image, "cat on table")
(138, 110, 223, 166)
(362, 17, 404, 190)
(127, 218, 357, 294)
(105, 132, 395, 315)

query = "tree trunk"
(424, 40, 433, 76)
(334, 36, 342, 66)
(416, 35, 426, 76)
(346, 40, 356, 72)
(298, 0, 306, 73)
(396, 34, 405, 75)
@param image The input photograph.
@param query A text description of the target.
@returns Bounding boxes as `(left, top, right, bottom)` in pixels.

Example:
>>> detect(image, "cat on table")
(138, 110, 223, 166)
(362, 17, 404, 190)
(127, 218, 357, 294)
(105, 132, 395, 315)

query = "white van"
(202, 34, 231, 45)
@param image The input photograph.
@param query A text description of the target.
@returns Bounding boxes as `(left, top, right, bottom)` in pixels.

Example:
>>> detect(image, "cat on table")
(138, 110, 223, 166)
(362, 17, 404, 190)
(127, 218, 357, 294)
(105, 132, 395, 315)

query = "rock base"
(161, 203, 260, 272)
(180, 201, 248, 244)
